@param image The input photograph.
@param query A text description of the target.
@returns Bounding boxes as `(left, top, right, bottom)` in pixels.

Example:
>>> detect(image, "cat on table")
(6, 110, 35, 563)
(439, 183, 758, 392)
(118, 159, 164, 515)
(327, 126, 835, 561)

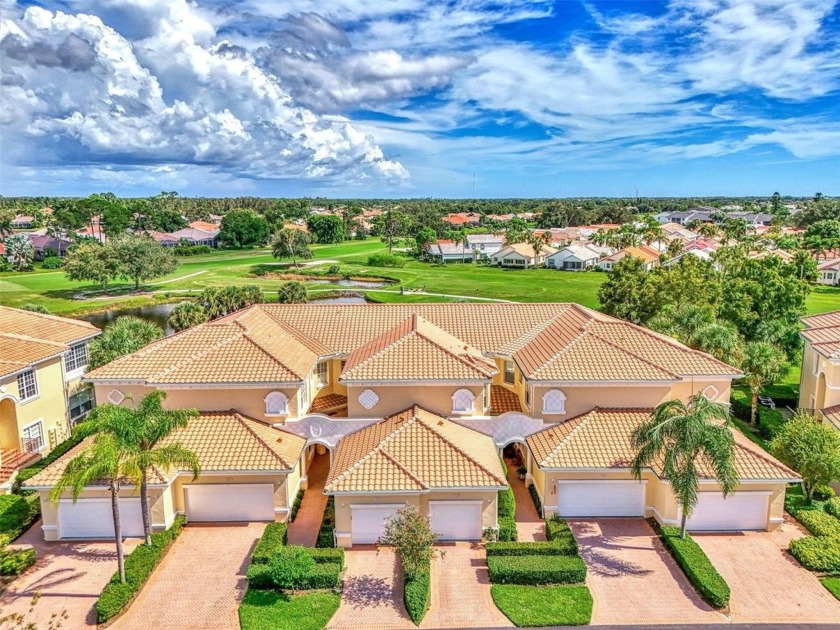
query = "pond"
(79, 302, 179, 336)
(308, 295, 368, 304)
(306, 278, 391, 288)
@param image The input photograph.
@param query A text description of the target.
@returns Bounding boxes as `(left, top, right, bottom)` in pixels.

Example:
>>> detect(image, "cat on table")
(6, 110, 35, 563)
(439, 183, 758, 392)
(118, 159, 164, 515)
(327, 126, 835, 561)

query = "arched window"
(265, 391, 289, 415)
(542, 389, 566, 414)
(107, 389, 126, 405)
(451, 388, 476, 413)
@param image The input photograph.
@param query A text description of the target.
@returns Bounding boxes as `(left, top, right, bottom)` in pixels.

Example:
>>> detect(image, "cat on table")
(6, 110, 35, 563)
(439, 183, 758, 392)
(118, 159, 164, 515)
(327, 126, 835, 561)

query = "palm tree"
(527, 233, 546, 264)
(631, 395, 739, 538)
(78, 392, 200, 546)
(740, 341, 789, 426)
(697, 223, 719, 239)
(89, 316, 164, 369)
(51, 432, 139, 582)
(168, 301, 209, 332)
(693, 323, 743, 367)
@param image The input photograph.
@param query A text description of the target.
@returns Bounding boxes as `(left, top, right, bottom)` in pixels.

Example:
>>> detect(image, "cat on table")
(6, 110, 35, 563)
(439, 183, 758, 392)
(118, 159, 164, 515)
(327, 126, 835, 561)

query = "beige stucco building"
(26, 303, 798, 544)
(798, 310, 840, 431)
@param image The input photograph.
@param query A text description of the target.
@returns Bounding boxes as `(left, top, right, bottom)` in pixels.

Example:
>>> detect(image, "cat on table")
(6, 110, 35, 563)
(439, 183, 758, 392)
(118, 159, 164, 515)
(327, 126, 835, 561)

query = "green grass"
(822, 577, 840, 600)
(238, 589, 340, 630)
(490, 584, 592, 627)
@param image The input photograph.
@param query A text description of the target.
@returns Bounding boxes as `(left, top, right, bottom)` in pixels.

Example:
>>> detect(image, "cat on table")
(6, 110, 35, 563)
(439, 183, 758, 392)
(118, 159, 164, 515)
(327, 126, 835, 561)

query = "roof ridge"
(0, 306, 98, 330)
(413, 326, 496, 377)
(233, 411, 292, 469)
(537, 408, 598, 467)
(0, 332, 67, 348)
(413, 413, 507, 485)
(584, 329, 683, 380)
(343, 326, 416, 378)
(378, 447, 429, 490)
(150, 328, 248, 381)
(239, 333, 310, 381)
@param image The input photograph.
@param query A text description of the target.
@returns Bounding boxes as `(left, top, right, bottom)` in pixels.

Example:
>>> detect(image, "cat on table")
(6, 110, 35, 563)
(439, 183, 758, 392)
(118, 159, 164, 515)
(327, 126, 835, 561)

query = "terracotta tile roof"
(604, 246, 661, 264)
(24, 411, 305, 488)
(527, 408, 800, 481)
(0, 307, 100, 378)
(493, 242, 557, 260)
(488, 385, 522, 415)
(822, 405, 840, 432)
(342, 314, 497, 382)
(310, 393, 349, 414)
(324, 406, 507, 493)
(86, 303, 739, 385)
(800, 309, 840, 359)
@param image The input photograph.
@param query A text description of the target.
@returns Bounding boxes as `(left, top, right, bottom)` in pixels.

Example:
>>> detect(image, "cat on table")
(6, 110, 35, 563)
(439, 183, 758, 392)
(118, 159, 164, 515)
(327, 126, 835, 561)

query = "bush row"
(251, 523, 288, 564)
(307, 547, 345, 569)
(826, 498, 840, 519)
(0, 494, 41, 545)
(486, 540, 576, 556)
(288, 489, 305, 522)
(174, 244, 213, 256)
(498, 516, 518, 542)
(0, 548, 36, 576)
(404, 559, 431, 625)
(498, 486, 515, 519)
(96, 516, 185, 623)
(660, 526, 730, 609)
(15, 431, 86, 492)
(316, 496, 336, 548)
(789, 536, 840, 573)
(545, 516, 578, 553)
(797, 510, 840, 538)
(487, 555, 587, 585)
(527, 483, 543, 518)
(246, 559, 342, 590)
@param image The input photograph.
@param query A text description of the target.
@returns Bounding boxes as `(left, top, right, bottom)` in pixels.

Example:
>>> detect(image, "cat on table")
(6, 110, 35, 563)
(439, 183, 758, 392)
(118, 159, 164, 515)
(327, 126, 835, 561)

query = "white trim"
(21, 418, 47, 453)
(107, 389, 125, 404)
(428, 500, 483, 506)
(349, 503, 406, 510)
(557, 479, 648, 485)
(768, 516, 785, 523)
(651, 506, 679, 525)
(343, 379, 490, 386)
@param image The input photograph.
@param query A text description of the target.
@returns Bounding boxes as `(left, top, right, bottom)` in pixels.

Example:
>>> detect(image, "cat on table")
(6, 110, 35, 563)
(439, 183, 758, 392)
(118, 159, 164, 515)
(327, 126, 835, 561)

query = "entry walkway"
(287, 454, 329, 547)
(505, 458, 544, 541)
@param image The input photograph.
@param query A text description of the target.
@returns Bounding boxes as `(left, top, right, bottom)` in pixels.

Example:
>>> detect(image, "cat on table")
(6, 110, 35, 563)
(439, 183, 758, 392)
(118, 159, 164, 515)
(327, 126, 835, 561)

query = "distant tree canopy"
(219, 209, 269, 248)
(307, 214, 345, 244)
(63, 235, 178, 289)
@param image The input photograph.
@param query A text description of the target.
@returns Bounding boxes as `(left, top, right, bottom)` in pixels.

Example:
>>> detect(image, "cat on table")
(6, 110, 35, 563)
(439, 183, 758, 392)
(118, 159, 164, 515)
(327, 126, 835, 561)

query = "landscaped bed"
(658, 525, 730, 609)
(490, 584, 592, 627)
(785, 486, 840, 574)
(0, 493, 41, 576)
(823, 577, 840, 601)
(239, 588, 341, 630)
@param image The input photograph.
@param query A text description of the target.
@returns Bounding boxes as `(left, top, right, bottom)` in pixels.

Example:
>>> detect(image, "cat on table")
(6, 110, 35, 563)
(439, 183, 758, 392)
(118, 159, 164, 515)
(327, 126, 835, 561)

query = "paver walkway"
(0, 523, 140, 628)
(111, 523, 264, 630)
(505, 458, 545, 541)
(571, 519, 726, 625)
(328, 546, 413, 629)
(422, 542, 512, 629)
(287, 454, 329, 547)
(696, 520, 840, 624)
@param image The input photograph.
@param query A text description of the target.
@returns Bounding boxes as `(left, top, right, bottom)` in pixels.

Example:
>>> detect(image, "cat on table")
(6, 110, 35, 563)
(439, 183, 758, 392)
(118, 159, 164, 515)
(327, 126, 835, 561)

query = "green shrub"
(797, 510, 840, 537)
(486, 540, 577, 557)
(0, 495, 32, 534)
(544, 516, 578, 554)
(40, 256, 63, 269)
(0, 548, 36, 575)
(498, 487, 515, 519)
(527, 483, 543, 518)
(245, 562, 273, 589)
(307, 547, 345, 569)
(404, 558, 430, 624)
(96, 516, 185, 623)
(289, 489, 305, 522)
(814, 485, 837, 501)
(367, 253, 405, 268)
(789, 536, 840, 573)
(174, 244, 213, 256)
(247, 561, 342, 590)
(498, 516, 518, 542)
(268, 546, 316, 589)
(316, 496, 336, 548)
(487, 555, 587, 585)
(826, 497, 840, 519)
(251, 523, 287, 564)
(16, 430, 86, 492)
(661, 526, 730, 608)
(729, 389, 785, 440)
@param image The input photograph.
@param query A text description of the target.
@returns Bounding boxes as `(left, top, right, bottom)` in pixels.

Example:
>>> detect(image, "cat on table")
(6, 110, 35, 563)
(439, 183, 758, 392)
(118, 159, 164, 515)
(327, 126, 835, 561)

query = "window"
(451, 389, 476, 413)
(21, 421, 45, 453)
(525, 385, 532, 409)
(504, 361, 516, 385)
(265, 391, 289, 415)
(300, 385, 309, 412)
(813, 351, 820, 375)
(543, 389, 567, 414)
(315, 362, 329, 389)
(17, 370, 37, 401)
(64, 343, 88, 372)
(69, 388, 94, 422)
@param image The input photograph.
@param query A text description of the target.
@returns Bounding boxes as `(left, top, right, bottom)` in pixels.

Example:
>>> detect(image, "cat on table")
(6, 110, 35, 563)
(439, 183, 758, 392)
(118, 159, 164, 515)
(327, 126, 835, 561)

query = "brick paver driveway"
(328, 546, 413, 629)
(111, 522, 265, 630)
(0, 523, 140, 628)
(695, 520, 840, 623)
(422, 542, 512, 629)
(571, 519, 725, 625)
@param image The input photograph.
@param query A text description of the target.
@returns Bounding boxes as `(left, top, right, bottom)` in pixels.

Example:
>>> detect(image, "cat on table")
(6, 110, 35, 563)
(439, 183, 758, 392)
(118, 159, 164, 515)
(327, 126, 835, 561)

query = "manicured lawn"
(822, 577, 840, 601)
(238, 589, 340, 630)
(490, 584, 592, 627)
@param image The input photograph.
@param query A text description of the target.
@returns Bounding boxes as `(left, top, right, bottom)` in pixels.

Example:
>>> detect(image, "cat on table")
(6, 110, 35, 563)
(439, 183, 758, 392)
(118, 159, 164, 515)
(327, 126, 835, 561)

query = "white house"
(426, 240, 473, 262)
(546, 245, 609, 271)
(490, 242, 557, 268)
(467, 234, 505, 258)
(818, 259, 840, 286)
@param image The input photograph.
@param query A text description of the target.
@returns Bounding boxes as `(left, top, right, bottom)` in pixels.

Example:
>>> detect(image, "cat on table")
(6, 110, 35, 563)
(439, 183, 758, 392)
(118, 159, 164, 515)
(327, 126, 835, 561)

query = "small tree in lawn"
(278, 281, 308, 304)
(377, 505, 442, 579)
(771, 412, 840, 504)
(268, 545, 315, 590)
(272, 228, 312, 268)
(740, 341, 788, 426)
(4, 233, 35, 271)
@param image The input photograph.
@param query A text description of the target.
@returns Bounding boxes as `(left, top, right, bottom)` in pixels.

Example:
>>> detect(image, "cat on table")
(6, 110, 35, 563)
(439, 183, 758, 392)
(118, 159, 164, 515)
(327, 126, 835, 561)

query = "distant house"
(818, 259, 840, 286)
(75, 225, 107, 243)
(28, 234, 73, 259)
(490, 242, 557, 268)
(546, 245, 609, 271)
(10, 215, 36, 230)
(466, 234, 505, 258)
(599, 245, 661, 271)
(171, 227, 219, 247)
(140, 230, 180, 247)
(747, 249, 795, 262)
(426, 240, 473, 263)
(189, 220, 222, 233)
(442, 212, 481, 228)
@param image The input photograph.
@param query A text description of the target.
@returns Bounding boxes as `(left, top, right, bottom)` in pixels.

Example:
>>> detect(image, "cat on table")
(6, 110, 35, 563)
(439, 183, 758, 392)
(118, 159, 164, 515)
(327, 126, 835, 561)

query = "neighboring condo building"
(799, 310, 840, 431)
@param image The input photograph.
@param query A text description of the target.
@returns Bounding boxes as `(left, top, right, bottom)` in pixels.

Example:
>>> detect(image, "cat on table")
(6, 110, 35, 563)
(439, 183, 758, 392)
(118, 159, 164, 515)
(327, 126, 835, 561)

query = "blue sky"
(1, 0, 839, 198)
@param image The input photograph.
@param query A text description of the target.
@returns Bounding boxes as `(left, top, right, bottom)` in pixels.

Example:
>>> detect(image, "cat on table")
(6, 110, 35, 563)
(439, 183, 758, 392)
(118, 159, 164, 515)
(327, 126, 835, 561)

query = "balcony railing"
(20, 436, 44, 455)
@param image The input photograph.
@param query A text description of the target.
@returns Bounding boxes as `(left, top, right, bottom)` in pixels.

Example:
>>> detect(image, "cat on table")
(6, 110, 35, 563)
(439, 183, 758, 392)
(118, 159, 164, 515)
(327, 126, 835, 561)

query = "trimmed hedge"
(0, 494, 40, 544)
(498, 487, 515, 519)
(545, 516, 578, 554)
(789, 535, 840, 573)
(252, 523, 288, 564)
(316, 496, 336, 548)
(289, 489, 305, 522)
(0, 548, 36, 575)
(487, 555, 587, 585)
(486, 541, 576, 557)
(246, 561, 342, 590)
(826, 497, 840, 519)
(15, 431, 86, 492)
(498, 516, 518, 542)
(797, 510, 840, 538)
(527, 483, 543, 518)
(96, 516, 185, 623)
(404, 559, 431, 625)
(661, 526, 730, 609)
(307, 547, 345, 569)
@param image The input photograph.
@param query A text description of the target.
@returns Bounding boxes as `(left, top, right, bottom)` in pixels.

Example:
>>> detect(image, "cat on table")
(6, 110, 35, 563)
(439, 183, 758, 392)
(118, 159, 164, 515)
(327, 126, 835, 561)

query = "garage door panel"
(557, 481, 646, 517)
(58, 498, 145, 539)
(350, 504, 402, 545)
(430, 502, 482, 541)
(185, 484, 275, 522)
(686, 492, 768, 531)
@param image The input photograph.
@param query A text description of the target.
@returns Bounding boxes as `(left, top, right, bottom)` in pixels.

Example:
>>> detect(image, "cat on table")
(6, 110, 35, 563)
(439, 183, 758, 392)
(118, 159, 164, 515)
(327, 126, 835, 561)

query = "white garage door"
(350, 504, 402, 544)
(58, 498, 144, 539)
(687, 492, 769, 531)
(185, 484, 275, 522)
(557, 481, 646, 517)
(430, 501, 482, 540)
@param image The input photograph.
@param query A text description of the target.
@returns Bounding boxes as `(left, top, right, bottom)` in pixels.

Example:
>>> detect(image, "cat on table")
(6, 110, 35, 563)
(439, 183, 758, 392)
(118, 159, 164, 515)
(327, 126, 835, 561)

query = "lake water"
(79, 303, 179, 336)
(306, 278, 391, 288)
(308, 295, 368, 304)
